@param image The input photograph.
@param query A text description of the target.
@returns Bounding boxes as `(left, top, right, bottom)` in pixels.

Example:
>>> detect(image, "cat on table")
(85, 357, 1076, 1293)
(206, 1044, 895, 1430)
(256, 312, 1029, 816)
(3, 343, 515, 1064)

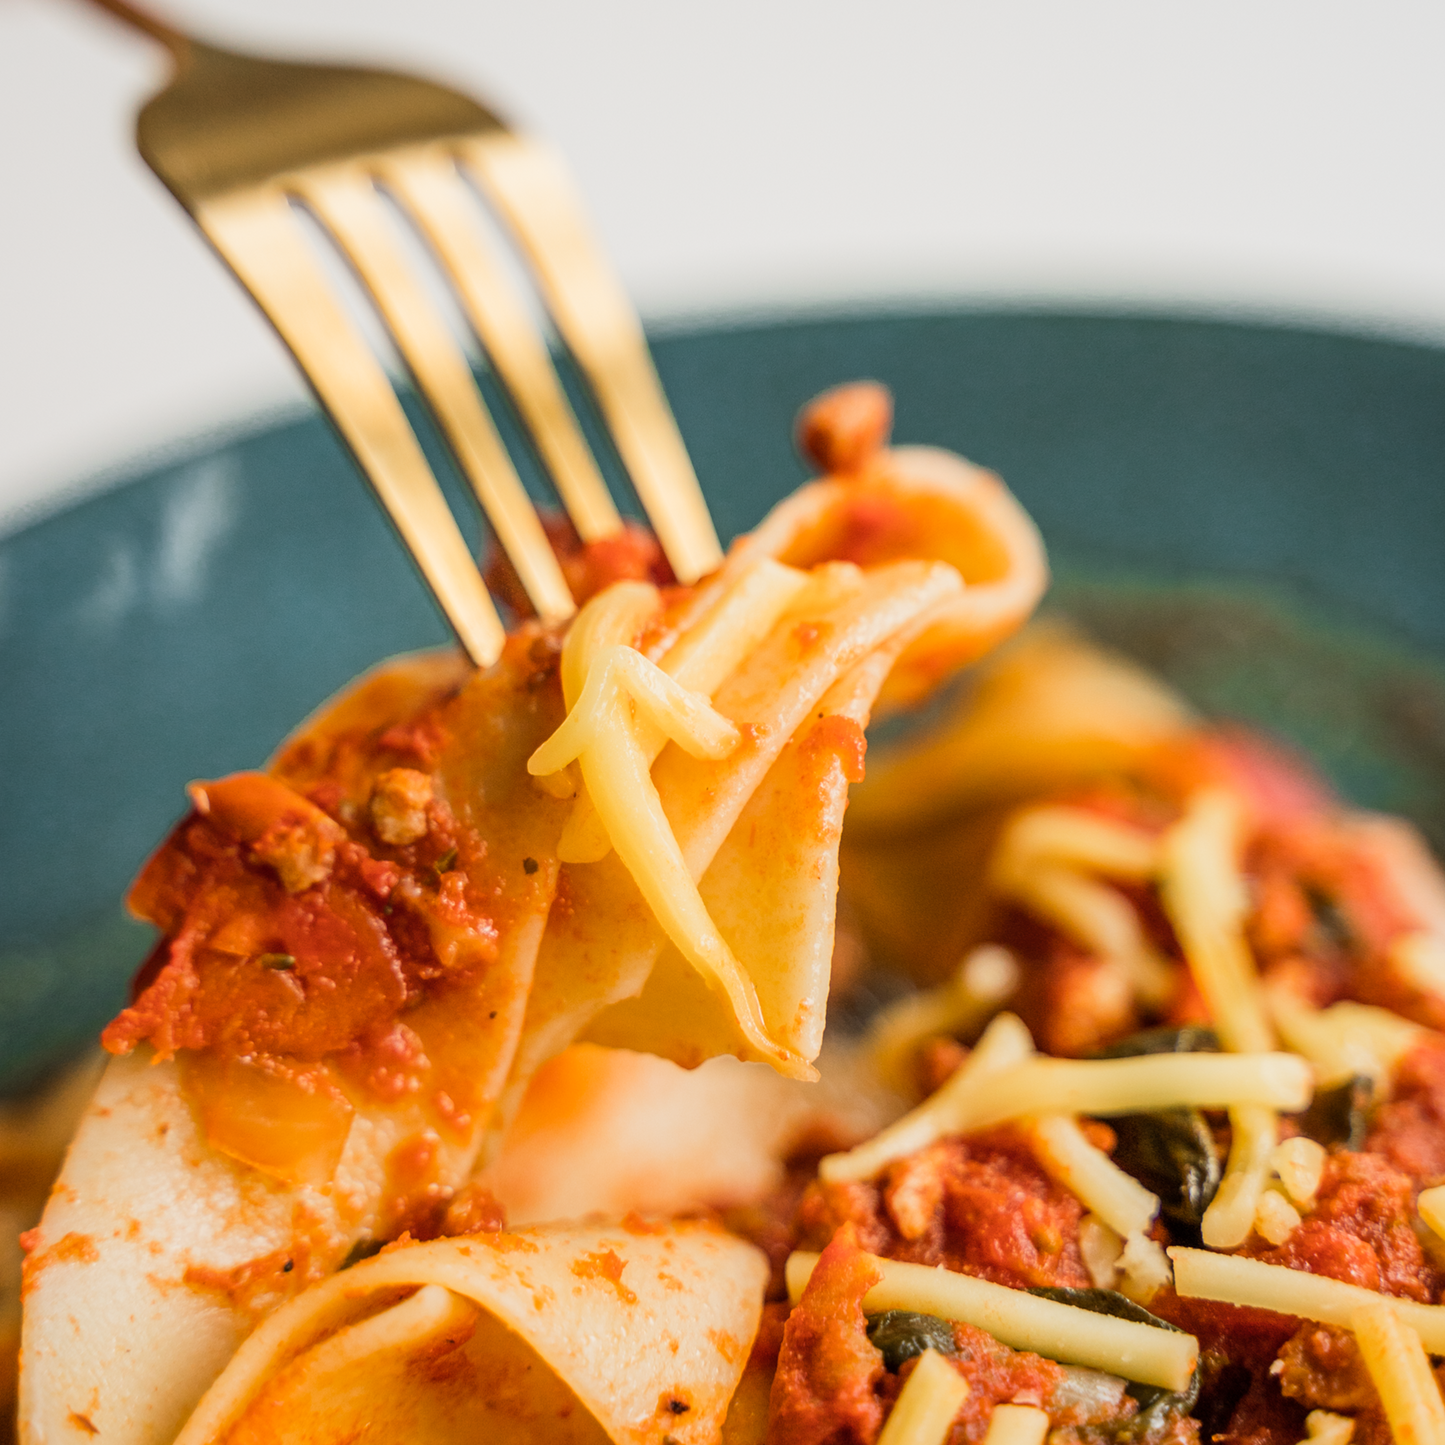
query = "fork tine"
(461, 134, 724, 584)
(380, 149, 623, 547)
(297, 165, 576, 626)
(195, 186, 508, 667)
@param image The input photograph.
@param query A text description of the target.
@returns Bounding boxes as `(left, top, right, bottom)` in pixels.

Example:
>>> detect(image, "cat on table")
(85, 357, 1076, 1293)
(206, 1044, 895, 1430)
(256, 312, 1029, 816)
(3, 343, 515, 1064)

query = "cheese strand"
(786, 1249, 1197, 1392)
(1350, 1303, 1445, 1445)
(876, 1349, 970, 1445)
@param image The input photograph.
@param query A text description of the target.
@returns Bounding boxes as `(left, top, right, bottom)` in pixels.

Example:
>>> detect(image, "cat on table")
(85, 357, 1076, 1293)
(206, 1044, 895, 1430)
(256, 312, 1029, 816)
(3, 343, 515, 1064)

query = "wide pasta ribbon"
(20, 411, 1047, 1445)
(501, 440, 1046, 1109)
(527, 576, 811, 1076)
(170, 1220, 766, 1445)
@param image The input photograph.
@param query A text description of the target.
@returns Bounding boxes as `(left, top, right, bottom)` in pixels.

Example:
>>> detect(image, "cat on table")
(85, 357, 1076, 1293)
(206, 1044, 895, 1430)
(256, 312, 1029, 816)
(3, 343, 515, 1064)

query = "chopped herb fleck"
(434, 846, 458, 875)
(1027, 1288, 1200, 1424)
(1307, 886, 1355, 952)
(340, 1239, 384, 1270)
(523, 856, 539, 875)
(866, 1311, 956, 1371)
(1295, 1074, 1374, 1150)
(258, 953, 296, 971)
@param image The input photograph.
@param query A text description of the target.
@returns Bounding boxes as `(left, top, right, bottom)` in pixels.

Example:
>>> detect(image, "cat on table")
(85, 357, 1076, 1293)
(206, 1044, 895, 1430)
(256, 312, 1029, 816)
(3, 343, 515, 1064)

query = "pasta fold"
(172, 1220, 767, 1445)
(20, 419, 1048, 1445)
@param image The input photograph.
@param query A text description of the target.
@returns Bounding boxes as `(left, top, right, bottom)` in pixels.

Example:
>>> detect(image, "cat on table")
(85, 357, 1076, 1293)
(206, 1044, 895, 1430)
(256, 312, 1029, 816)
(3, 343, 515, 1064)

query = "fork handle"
(80, 0, 192, 64)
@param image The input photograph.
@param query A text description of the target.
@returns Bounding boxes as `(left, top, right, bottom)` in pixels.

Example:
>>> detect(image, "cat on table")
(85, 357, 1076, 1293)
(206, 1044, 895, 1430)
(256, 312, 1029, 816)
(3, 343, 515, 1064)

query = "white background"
(3, 0, 1445, 532)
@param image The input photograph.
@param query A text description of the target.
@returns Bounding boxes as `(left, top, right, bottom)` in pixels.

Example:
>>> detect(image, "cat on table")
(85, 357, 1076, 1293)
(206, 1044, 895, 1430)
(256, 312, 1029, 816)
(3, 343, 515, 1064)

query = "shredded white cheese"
(1170, 1247, 1445, 1353)
(980, 1403, 1050, 1445)
(824, 1036, 1309, 1184)
(867, 945, 1020, 1095)
(1029, 1115, 1158, 1241)
(1253, 1189, 1302, 1247)
(528, 581, 805, 1076)
(822, 1012, 1034, 1182)
(1350, 1301, 1445, 1445)
(553, 557, 807, 865)
(786, 1250, 1198, 1392)
(1202, 1103, 1278, 1250)
(875, 1348, 969, 1445)
(1160, 790, 1282, 1249)
(1417, 1184, 1445, 1243)
(1270, 1137, 1325, 1210)
(992, 806, 1160, 881)
(989, 806, 1172, 1005)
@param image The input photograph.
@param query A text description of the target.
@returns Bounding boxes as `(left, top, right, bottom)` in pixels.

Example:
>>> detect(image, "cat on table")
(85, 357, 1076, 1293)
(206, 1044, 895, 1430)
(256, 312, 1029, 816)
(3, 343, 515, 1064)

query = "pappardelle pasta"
(11, 384, 1445, 1445)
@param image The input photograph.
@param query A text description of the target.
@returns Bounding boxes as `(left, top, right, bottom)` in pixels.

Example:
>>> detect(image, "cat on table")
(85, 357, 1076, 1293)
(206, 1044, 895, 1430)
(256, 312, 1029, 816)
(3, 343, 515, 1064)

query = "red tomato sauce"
(101, 628, 570, 1200)
(766, 1224, 1103, 1445)
(107, 746, 493, 1097)
(791, 1128, 1093, 1292)
(1241, 1149, 1442, 1300)
(485, 515, 674, 620)
(767, 1225, 886, 1445)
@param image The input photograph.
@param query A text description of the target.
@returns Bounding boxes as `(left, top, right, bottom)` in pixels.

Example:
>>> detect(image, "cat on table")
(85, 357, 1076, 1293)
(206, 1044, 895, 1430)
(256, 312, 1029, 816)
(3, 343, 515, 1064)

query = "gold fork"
(84, 0, 723, 667)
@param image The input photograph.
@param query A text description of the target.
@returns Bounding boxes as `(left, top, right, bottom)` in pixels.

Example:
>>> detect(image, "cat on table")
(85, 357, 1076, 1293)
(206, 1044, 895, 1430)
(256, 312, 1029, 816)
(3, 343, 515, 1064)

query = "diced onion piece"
(1301, 1409, 1355, 1445)
(867, 945, 1020, 1095)
(1203, 1104, 1278, 1250)
(876, 1348, 970, 1445)
(1255, 1190, 1303, 1246)
(1029, 1115, 1158, 1240)
(1078, 1215, 1124, 1290)
(1051, 1367, 1129, 1419)
(1271, 1138, 1326, 1209)
(1350, 1302, 1445, 1445)
(981, 1403, 1050, 1445)
(1418, 1185, 1445, 1242)
(1170, 1247, 1445, 1353)
(786, 1251, 1198, 1392)
(822, 1012, 1034, 1182)
(1118, 1233, 1173, 1305)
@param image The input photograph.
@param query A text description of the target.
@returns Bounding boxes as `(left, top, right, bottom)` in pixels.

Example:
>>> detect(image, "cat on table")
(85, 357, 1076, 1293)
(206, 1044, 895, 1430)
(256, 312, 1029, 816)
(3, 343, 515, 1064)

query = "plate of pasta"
(3, 309, 1445, 1445)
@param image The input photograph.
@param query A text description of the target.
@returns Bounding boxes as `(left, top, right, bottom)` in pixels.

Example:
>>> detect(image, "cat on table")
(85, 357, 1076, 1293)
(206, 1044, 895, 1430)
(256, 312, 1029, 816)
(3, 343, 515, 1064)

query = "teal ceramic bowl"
(3, 309, 1444, 1092)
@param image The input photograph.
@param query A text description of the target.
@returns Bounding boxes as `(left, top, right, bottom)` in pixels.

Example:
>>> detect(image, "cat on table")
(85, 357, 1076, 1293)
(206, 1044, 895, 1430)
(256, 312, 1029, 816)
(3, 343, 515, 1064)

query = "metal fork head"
(137, 39, 505, 201)
(88, 0, 722, 668)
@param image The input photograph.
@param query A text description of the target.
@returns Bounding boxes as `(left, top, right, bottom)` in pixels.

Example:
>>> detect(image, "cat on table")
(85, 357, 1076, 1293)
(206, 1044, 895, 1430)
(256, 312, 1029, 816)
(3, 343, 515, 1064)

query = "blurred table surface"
(3, 0, 1444, 533)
